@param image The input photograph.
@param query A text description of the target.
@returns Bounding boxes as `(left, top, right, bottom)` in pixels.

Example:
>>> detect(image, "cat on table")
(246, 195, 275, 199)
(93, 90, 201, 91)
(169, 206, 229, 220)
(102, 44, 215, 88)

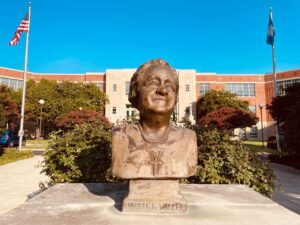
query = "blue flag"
(266, 10, 275, 45)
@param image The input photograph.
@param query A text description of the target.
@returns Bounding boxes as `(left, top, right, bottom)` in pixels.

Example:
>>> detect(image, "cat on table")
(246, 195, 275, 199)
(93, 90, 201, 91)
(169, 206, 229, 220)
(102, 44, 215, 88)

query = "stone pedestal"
(1, 183, 300, 225)
(122, 180, 186, 214)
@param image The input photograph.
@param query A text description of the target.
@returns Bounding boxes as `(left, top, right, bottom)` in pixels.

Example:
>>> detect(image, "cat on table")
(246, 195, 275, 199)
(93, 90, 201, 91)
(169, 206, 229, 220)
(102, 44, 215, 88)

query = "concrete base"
(0, 183, 299, 225)
(123, 180, 186, 214)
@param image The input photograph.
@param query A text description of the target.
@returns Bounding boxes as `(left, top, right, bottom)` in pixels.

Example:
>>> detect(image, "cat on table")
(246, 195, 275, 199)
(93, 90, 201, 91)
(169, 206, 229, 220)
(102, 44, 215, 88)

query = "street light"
(38, 99, 45, 139)
(259, 103, 264, 148)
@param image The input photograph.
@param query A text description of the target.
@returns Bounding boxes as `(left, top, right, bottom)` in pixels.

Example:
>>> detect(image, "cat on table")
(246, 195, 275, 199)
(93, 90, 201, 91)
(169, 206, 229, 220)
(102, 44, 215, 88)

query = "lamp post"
(259, 103, 264, 148)
(38, 99, 45, 139)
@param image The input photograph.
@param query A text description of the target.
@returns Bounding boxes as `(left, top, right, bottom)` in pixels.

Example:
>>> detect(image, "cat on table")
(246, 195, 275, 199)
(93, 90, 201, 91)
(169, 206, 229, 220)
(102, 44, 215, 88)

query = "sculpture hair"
(128, 58, 179, 109)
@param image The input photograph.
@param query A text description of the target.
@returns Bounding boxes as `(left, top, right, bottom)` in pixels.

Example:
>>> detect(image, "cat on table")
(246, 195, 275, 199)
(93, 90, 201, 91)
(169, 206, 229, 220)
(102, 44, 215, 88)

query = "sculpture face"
(139, 66, 177, 115)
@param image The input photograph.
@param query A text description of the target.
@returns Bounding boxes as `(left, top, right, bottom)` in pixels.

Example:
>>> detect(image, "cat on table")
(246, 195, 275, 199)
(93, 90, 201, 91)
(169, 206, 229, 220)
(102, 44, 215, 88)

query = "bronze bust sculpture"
(112, 59, 198, 213)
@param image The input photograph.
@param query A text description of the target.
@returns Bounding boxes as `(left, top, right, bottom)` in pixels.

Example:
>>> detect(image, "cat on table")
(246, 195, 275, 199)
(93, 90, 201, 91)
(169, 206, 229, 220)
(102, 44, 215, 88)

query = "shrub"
(188, 128, 275, 197)
(284, 99, 300, 157)
(42, 121, 274, 197)
(199, 107, 257, 130)
(41, 121, 118, 183)
(196, 90, 250, 120)
(54, 109, 110, 131)
(269, 154, 300, 170)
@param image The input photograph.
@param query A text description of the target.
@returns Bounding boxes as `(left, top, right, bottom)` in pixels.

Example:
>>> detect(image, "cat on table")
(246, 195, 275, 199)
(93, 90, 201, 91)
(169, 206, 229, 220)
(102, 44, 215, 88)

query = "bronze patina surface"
(112, 59, 198, 214)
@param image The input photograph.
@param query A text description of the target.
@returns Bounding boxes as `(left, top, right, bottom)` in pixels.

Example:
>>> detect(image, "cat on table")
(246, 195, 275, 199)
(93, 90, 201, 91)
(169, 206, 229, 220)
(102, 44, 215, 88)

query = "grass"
(0, 148, 34, 166)
(22, 139, 48, 150)
(242, 140, 279, 155)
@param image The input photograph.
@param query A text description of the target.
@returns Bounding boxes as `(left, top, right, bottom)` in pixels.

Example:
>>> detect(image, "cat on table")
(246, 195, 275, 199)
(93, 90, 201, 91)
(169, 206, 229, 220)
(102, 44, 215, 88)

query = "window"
(126, 104, 131, 117)
(249, 105, 256, 113)
(225, 83, 255, 97)
(16, 80, 24, 89)
(250, 126, 258, 137)
(0, 77, 23, 90)
(199, 83, 209, 96)
(126, 104, 134, 117)
(0, 77, 9, 86)
(95, 82, 103, 91)
(125, 82, 130, 95)
(112, 107, 116, 114)
(185, 107, 190, 115)
(113, 84, 117, 92)
(9, 79, 17, 89)
(277, 79, 300, 96)
(185, 84, 190, 92)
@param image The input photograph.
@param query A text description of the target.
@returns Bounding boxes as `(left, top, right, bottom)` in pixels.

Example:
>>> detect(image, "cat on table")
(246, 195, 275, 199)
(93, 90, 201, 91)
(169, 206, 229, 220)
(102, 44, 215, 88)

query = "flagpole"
(270, 8, 277, 98)
(268, 7, 281, 152)
(272, 39, 281, 153)
(18, 2, 31, 151)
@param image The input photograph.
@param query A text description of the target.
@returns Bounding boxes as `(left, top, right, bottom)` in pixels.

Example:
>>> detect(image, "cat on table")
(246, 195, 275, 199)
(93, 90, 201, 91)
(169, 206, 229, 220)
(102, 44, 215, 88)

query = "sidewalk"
(271, 163, 300, 214)
(0, 156, 49, 216)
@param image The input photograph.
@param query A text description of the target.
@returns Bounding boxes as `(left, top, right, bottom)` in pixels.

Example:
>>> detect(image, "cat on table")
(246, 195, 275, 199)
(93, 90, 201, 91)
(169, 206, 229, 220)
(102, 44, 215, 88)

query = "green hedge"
(187, 128, 274, 197)
(41, 122, 118, 183)
(42, 124, 274, 197)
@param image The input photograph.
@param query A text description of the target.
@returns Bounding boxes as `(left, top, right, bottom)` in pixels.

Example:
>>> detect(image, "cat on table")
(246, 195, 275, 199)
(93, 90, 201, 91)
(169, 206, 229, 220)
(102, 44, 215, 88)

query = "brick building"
(1, 66, 300, 140)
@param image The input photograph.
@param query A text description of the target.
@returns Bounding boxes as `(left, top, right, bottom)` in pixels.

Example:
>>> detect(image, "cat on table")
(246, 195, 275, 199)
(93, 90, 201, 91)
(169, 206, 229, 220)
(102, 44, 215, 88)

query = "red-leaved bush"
(0, 85, 20, 131)
(54, 109, 111, 131)
(199, 107, 257, 131)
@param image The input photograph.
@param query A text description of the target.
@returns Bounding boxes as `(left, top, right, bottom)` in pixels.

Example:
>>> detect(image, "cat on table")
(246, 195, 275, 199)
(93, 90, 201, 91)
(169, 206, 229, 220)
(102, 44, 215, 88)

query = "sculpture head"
(129, 59, 179, 116)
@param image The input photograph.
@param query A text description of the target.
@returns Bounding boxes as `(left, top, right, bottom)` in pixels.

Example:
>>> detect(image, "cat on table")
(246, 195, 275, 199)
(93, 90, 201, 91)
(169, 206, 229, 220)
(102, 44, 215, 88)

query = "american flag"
(9, 12, 30, 46)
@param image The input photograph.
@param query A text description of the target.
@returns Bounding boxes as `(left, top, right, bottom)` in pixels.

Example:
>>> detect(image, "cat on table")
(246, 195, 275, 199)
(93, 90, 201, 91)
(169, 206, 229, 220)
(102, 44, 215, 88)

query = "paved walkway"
(271, 163, 300, 214)
(0, 156, 49, 216)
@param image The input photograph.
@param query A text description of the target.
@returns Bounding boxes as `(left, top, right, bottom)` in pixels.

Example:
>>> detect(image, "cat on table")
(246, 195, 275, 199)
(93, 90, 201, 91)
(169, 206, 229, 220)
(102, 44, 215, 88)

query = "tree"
(25, 79, 108, 137)
(267, 83, 300, 152)
(0, 85, 20, 133)
(0, 105, 6, 134)
(267, 83, 300, 166)
(199, 107, 257, 131)
(196, 90, 250, 120)
(196, 90, 256, 130)
(54, 109, 110, 131)
(25, 79, 59, 136)
(285, 100, 300, 156)
(267, 83, 300, 123)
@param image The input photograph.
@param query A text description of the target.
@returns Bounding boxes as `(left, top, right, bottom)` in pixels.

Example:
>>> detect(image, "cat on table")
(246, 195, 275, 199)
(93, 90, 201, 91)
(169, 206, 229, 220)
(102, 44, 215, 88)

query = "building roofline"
(85, 72, 105, 75)
(2, 65, 300, 77)
(197, 72, 217, 75)
(197, 73, 264, 76)
(0, 66, 24, 73)
(265, 68, 300, 74)
(0, 66, 104, 76)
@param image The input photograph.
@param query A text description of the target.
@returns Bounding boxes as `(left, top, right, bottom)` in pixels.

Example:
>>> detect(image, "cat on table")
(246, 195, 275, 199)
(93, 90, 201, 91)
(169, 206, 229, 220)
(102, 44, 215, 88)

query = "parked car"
(267, 136, 277, 150)
(267, 133, 286, 150)
(0, 130, 26, 147)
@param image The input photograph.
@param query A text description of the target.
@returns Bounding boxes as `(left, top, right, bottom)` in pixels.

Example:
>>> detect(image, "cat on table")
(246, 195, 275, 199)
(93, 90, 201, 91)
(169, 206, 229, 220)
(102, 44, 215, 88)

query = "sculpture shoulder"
(112, 124, 139, 138)
(169, 125, 196, 140)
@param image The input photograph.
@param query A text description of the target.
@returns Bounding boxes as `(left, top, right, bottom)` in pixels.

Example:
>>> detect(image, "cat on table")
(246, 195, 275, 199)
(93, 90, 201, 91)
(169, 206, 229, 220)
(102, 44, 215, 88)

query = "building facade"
(1, 66, 300, 140)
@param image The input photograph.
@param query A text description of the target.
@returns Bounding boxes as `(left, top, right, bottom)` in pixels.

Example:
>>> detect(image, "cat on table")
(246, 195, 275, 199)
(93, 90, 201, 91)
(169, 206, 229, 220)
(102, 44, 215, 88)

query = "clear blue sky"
(1, 0, 299, 74)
